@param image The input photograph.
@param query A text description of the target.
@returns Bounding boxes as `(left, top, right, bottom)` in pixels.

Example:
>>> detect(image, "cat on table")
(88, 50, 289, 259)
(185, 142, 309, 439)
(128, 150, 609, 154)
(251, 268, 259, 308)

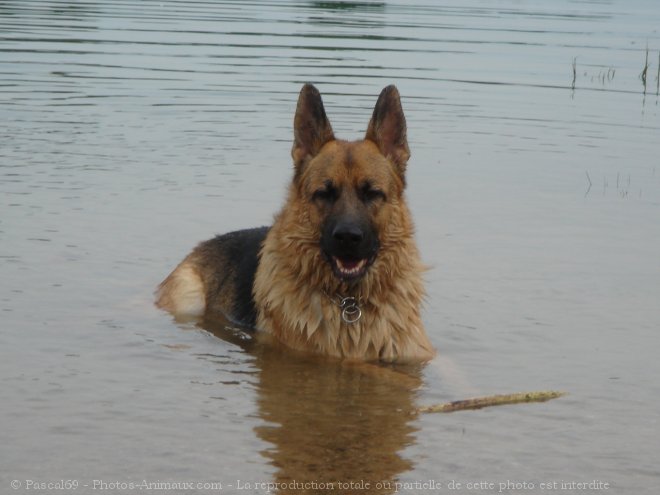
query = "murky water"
(2, 1, 659, 493)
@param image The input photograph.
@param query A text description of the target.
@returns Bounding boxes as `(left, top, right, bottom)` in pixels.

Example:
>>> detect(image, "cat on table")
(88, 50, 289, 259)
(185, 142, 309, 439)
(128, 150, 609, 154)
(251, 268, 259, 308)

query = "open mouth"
(330, 255, 370, 281)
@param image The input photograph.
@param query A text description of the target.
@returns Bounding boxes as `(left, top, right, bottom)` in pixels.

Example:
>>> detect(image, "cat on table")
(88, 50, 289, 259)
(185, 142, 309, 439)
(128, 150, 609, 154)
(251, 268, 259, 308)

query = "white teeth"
(333, 257, 367, 275)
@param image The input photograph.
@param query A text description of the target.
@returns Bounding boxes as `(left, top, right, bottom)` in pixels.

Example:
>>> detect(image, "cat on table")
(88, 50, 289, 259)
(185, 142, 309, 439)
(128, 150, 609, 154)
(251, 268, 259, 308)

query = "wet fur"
(156, 85, 435, 363)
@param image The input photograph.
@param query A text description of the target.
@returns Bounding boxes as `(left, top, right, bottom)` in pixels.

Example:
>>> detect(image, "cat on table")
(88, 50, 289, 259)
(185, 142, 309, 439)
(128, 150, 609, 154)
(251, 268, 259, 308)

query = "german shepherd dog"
(156, 84, 434, 363)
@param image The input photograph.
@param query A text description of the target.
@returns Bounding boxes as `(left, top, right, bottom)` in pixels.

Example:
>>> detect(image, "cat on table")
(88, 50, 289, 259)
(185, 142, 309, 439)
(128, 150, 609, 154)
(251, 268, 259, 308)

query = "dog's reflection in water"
(200, 317, 423, 495)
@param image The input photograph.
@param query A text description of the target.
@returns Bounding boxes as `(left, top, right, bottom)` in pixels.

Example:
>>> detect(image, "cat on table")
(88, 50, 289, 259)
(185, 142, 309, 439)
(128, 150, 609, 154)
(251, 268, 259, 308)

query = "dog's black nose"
(332, 223, 364, 247)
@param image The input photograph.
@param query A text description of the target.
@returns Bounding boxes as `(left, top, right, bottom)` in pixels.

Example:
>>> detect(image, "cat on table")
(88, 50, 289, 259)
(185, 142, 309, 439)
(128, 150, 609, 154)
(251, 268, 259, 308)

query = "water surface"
(2, 1, 659, 493)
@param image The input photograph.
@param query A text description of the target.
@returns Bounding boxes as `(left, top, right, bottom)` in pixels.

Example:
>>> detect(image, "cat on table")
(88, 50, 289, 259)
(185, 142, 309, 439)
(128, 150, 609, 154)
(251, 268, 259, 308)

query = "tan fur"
(155, 262, 205, 317)
(253, 139, 434, 363)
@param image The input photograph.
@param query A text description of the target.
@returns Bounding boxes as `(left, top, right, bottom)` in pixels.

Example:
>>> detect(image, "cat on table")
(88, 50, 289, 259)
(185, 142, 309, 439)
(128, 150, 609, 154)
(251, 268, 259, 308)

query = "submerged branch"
(417, 390, 565, 414)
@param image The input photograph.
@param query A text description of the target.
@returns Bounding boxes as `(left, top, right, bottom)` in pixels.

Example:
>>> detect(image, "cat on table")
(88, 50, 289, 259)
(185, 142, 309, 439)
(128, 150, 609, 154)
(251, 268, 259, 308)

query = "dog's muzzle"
(321, 219, 378, 282)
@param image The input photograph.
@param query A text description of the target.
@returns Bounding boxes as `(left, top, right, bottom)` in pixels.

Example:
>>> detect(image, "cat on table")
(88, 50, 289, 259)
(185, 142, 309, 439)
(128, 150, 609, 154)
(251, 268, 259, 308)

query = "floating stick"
(416, 391, 565, 414)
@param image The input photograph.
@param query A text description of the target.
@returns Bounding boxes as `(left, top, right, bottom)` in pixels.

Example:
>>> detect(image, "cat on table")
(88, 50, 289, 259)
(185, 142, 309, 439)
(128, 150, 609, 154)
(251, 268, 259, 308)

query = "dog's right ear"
(292, 84, 335, 173)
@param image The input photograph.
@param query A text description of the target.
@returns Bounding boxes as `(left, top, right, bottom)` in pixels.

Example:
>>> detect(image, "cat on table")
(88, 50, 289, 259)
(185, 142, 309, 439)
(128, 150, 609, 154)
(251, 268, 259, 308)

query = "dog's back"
(156, 226, 268, 325)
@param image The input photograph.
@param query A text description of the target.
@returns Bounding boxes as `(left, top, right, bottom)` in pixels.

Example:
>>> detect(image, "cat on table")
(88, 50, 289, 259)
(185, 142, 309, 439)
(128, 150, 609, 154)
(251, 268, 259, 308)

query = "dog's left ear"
(365, 85, 410, 173)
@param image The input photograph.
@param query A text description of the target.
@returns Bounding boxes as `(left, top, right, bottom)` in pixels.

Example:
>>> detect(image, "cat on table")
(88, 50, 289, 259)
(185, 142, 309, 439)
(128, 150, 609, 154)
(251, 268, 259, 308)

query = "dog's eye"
(312, 184, 338, 203)
(361, 184, 386, 203)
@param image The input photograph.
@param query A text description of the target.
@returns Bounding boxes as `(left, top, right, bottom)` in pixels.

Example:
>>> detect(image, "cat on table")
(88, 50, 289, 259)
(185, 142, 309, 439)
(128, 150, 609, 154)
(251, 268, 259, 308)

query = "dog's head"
(291, 84, 411, 284)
